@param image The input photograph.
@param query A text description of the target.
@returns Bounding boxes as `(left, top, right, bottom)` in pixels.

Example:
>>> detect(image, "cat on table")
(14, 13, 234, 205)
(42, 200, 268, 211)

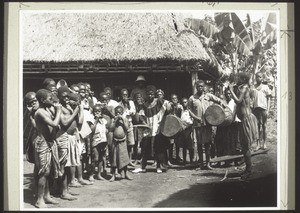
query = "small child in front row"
(88, 104, 109, 181)
(109, 106, 133, 181)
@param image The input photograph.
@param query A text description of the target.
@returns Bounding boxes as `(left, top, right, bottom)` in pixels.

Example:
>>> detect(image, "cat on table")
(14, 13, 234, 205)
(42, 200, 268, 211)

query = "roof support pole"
(190, 71, 199, 95)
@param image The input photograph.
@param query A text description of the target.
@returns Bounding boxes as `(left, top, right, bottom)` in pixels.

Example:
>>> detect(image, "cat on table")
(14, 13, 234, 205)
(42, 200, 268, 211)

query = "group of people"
(24, 72, 271, 208)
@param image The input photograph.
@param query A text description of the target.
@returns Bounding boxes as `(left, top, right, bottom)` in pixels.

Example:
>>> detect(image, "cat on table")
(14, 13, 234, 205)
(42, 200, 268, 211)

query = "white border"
(19, 9, 281, 211)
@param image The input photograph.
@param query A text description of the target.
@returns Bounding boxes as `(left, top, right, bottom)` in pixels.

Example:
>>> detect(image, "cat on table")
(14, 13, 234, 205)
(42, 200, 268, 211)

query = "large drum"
(160, 114, 186, 138)
(205, 104, 233, 126)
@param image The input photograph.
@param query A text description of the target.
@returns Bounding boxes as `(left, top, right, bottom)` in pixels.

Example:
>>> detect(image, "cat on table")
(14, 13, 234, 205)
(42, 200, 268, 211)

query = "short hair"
(120, 88, 128, 94)
(195, 80, 205, 86)
(99, 92, 107, 98)
(70, 84, 79, 90)
(170, 94, 177, 98)
(156, 89, 164, 96)
(115, 105, 124, 113)
(42, 78, 55, 88)
(146, 85, 156, 93)
(92, 104, 102, 112)
(57, 86, 70, 98)
(77, 82, 86, 89)
(255, 72, 263, 77)
(24, 91, 36, 104)
(236, 72, 251, 84)
(104, 87, 112, 93)
(181, 97, 188, 102)
(36, 89, 51, 103)
(68, 93, 80, 101)
(46, 84, 56, 90)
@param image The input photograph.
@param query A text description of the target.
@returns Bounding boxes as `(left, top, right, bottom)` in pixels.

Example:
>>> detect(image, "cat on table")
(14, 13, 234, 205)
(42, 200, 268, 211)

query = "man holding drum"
(188, 80, 226, 170)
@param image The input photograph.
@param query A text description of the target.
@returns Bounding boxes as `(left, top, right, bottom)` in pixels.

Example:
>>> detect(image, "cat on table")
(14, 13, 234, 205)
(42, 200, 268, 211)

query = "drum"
(160, 114, 185, 138)
(205, 104, 233, 126)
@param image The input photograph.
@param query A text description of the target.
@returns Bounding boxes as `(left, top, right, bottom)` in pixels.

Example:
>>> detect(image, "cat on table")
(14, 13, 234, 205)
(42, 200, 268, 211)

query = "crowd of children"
(24, 72, 272, 208)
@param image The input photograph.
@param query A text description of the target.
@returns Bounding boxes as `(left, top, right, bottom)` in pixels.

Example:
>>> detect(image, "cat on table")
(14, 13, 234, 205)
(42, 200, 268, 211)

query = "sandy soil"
(23, 117, 278, 209)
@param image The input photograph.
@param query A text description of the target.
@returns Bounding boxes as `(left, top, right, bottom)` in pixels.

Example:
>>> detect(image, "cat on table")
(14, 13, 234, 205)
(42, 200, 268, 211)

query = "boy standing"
(252, 72, 271, 150)
(34, 89, 62, 208)
(88, 104, 109, 181)
(188, 80, 226, 170)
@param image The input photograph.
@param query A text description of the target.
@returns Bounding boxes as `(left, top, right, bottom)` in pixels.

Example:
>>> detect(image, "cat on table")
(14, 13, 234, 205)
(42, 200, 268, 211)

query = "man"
(188, 80, 225, 170)
(252, 72, 271, 150)
(130, 75, 147, 100)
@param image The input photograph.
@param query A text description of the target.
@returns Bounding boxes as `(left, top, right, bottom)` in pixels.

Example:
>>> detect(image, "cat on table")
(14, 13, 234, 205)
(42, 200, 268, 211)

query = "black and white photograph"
(21, 8, 281, 210)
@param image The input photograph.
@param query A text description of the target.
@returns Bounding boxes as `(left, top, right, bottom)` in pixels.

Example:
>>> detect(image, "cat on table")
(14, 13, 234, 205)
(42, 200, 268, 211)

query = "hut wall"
(23, 72, 193, 101)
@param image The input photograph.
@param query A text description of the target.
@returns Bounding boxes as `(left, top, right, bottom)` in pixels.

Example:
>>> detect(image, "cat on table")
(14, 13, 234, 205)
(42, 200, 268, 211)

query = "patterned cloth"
(34, 135, 61, 178)
(240, 113, 259, 152)
(109, 137, 130, 170)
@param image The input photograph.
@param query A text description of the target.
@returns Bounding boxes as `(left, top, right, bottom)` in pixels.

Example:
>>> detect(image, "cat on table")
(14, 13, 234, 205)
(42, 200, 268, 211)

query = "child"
(109, 106, 133, 181)
(67, 93, 91, 186)
(88, 104, 109, 181)
(118, 88, 136, 167)
(169, 94, 184, 164)
(178, 97, 195, 165)
(24, 92, 39, 197)
(34, 89, 62, 208)
(252, 72, 271, 150)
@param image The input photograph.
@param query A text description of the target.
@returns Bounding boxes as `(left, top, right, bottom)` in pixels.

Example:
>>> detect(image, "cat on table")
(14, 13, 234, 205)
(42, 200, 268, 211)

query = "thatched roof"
(22, 13, 211, 63)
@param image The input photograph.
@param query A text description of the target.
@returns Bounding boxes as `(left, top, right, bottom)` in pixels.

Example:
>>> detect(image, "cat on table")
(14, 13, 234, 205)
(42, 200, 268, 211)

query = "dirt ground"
(23, 117, 278, 209)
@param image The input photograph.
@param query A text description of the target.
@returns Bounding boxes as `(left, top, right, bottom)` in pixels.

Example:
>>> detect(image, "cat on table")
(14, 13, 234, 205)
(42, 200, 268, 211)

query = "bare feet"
(35, 200, 48, 208)
(69, 180, 82, 188)
(78, 178, 93, 185)
(109, 175, 115, 182)
(61, 193, 78, 201)
(44, 196, 59, 204)
(124, 174, 133, 180)
(95, 175, 105, 180)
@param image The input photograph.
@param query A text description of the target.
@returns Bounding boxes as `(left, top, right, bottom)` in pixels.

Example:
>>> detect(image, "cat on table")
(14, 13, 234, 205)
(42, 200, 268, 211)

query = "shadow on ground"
(154, 172, 277, 207)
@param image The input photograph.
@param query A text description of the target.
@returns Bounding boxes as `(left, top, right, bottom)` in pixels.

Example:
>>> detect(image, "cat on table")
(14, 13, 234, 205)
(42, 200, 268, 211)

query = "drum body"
(205, 104, 233, 126)
(160, 114, 185, 138)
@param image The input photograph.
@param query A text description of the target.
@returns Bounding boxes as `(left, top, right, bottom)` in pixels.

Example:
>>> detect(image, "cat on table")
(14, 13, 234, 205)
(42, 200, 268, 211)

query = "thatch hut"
(23, 12, 223, 97)
(22, 13, 223, 149)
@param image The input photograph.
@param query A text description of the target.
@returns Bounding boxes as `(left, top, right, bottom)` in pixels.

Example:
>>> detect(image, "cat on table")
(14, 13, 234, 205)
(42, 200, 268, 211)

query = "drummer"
(188, 80, 226, 170)
(214, 87, 242, 165)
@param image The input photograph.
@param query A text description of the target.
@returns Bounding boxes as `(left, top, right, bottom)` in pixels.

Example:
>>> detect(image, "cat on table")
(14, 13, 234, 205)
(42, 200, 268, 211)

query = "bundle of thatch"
(22, 12, 212, 64)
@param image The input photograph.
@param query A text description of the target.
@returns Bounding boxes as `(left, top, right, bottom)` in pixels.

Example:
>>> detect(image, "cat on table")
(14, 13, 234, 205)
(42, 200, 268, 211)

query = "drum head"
(205, 104, 225, 126)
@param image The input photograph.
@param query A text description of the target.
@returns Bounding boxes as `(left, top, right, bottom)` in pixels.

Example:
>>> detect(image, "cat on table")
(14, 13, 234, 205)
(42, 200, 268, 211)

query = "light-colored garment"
(107, 99, 119, 109)
(188, 93, 222, 126)
(91, 118, 108, 147)
(252, 84, 271, 110)
(79, 99, 93, 138)
(146, 99, 167, 136)
(227, 99, 241, 122)
(180, 109, 193, 127)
